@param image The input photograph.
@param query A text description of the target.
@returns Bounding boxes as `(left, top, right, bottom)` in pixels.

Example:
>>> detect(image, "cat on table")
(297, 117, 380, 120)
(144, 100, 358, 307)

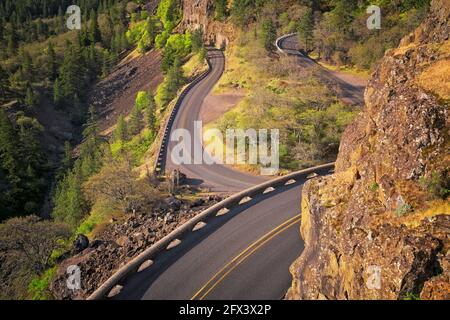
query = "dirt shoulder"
(199, 88, 245, 125)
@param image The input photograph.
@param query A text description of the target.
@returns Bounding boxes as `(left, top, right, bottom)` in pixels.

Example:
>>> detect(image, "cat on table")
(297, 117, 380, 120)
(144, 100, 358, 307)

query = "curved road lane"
(279, 34, 367, 105)
(113, 41, 365, 300)
(165, 49, 267, 192)
(114, 170, 332, 300)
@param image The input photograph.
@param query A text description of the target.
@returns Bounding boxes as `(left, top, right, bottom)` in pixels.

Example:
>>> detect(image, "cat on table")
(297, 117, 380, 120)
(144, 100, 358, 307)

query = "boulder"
(73, 234, 89, 253)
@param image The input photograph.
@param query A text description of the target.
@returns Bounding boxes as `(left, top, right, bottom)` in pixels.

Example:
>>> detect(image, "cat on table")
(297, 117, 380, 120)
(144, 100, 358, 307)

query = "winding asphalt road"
(114, 167, 331, 300)
(165, 49, 267, 192)
(113, 40, 365, 300)
(279, 34, 367, 105)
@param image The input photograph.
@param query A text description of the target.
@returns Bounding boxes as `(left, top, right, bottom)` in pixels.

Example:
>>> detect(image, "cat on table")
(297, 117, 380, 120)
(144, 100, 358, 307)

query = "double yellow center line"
(191, 214, 302, 300)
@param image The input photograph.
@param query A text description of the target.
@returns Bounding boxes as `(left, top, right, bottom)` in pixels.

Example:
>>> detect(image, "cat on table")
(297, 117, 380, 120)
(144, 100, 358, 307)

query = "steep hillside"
(89, 49, 164, 135)
(287, 0, 449, 300)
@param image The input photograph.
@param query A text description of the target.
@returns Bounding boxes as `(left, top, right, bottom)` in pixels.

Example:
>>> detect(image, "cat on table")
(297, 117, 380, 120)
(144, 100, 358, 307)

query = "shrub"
(370, 183, 379, 192)
(0, 216, 71, 275)
(396, 202, 413, 217)
(419, 171, 450, 200)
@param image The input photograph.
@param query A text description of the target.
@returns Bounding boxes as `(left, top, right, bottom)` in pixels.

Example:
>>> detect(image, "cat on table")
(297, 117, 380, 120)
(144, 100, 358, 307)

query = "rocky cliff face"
(179, 0, 233, 48)
(287, 0, 449, 300)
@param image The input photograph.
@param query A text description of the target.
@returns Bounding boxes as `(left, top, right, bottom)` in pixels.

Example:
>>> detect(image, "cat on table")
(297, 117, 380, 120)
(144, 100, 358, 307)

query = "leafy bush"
(420, 171, 450, 200)
(157, 0, 182, 31)
(396, 203, 413, 217)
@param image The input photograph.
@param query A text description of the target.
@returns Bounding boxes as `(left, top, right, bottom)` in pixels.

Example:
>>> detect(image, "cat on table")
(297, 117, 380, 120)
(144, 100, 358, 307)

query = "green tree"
(297, 8, 314, 52)
(20, 49, 34, 82)
(231, 0, 255, 28)
(137, 38, 146, 53)
(57, 141, 72, 181)
(16, 115, 45, 213)
(145, 17, 157, 48)
(79, 107, 103, 176)
(59, 45, 85, 104)
(56, 6, 64, 33)
(24, 83, 36, 108)
(166, 58, 184, 93)
(191, 28, 204, 53)
(156, 58, 184, 107)
(89, 9, 102, 44)
(261, 19, 276, 51)
(114, 114, 128, 142)
(146, 92, 157, 133)
(0, 110, 20, 220)
(52, 161, 87, 227)
(46, 42, 58, 81)
(129, 103, 143, 136)
(6, 25, 17, 56)
(53, 78, 63, 108)
(0, 66, 9, 101)
(215, 0, 229, 21)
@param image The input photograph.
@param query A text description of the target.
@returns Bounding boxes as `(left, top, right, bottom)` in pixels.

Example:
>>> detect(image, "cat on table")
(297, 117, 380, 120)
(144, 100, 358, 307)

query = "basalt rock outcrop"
(179, 0, 233, 48)
(287, 0, 449, 300)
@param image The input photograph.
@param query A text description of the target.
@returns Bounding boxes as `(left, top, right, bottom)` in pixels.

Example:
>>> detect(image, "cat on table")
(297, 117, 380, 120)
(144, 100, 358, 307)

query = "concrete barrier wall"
(153, 54, 214, 175)
(87, 162, 335, 300)
(275, 33, 297, 54)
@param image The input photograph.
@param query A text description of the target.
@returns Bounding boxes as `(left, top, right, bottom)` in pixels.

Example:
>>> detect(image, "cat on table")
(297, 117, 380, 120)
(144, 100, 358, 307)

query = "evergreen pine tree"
(7, 26, 17, 56)
(0, 110, 20, 219)
(0, 109, 19, 187)
(53, 78, 63, 108)
(261, 19, 276, 51)
(52, 161, 87, 227)
(146, 17, 157, 48)
(114, 114, 128, 142)
(59, 44, 85, 104)
(89, 9, 101, 44)
(80, 106, 102, 161)
(146, 92, 157, 133)
(166, 58, 183, 94)
(57, 6, 64, 34)
(0, 66, 9, 101)
(24, 82, 35, 108)
(129, 103, 143, 136)
(297, 8, 314, 52)
(215, 0, 228, 21)
(47, 42, 58, 81)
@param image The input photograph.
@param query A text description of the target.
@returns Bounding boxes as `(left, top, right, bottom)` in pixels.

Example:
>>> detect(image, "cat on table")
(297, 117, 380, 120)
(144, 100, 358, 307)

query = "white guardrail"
(87, 162, 335, 300)
(275, 32, 307, 57)
(276, 33, 296, 53)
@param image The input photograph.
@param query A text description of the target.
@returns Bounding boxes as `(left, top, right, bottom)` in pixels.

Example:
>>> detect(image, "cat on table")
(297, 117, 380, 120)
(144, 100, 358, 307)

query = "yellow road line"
(191, 215, 301, 300)
(198, 219, 301, 300)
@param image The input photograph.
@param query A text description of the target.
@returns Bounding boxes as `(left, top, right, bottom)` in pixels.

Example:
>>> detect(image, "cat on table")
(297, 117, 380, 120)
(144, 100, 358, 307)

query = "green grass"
(111, 129, 156, 166)
(27, 267, 57, 300)
(208, 27, 360, 171)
